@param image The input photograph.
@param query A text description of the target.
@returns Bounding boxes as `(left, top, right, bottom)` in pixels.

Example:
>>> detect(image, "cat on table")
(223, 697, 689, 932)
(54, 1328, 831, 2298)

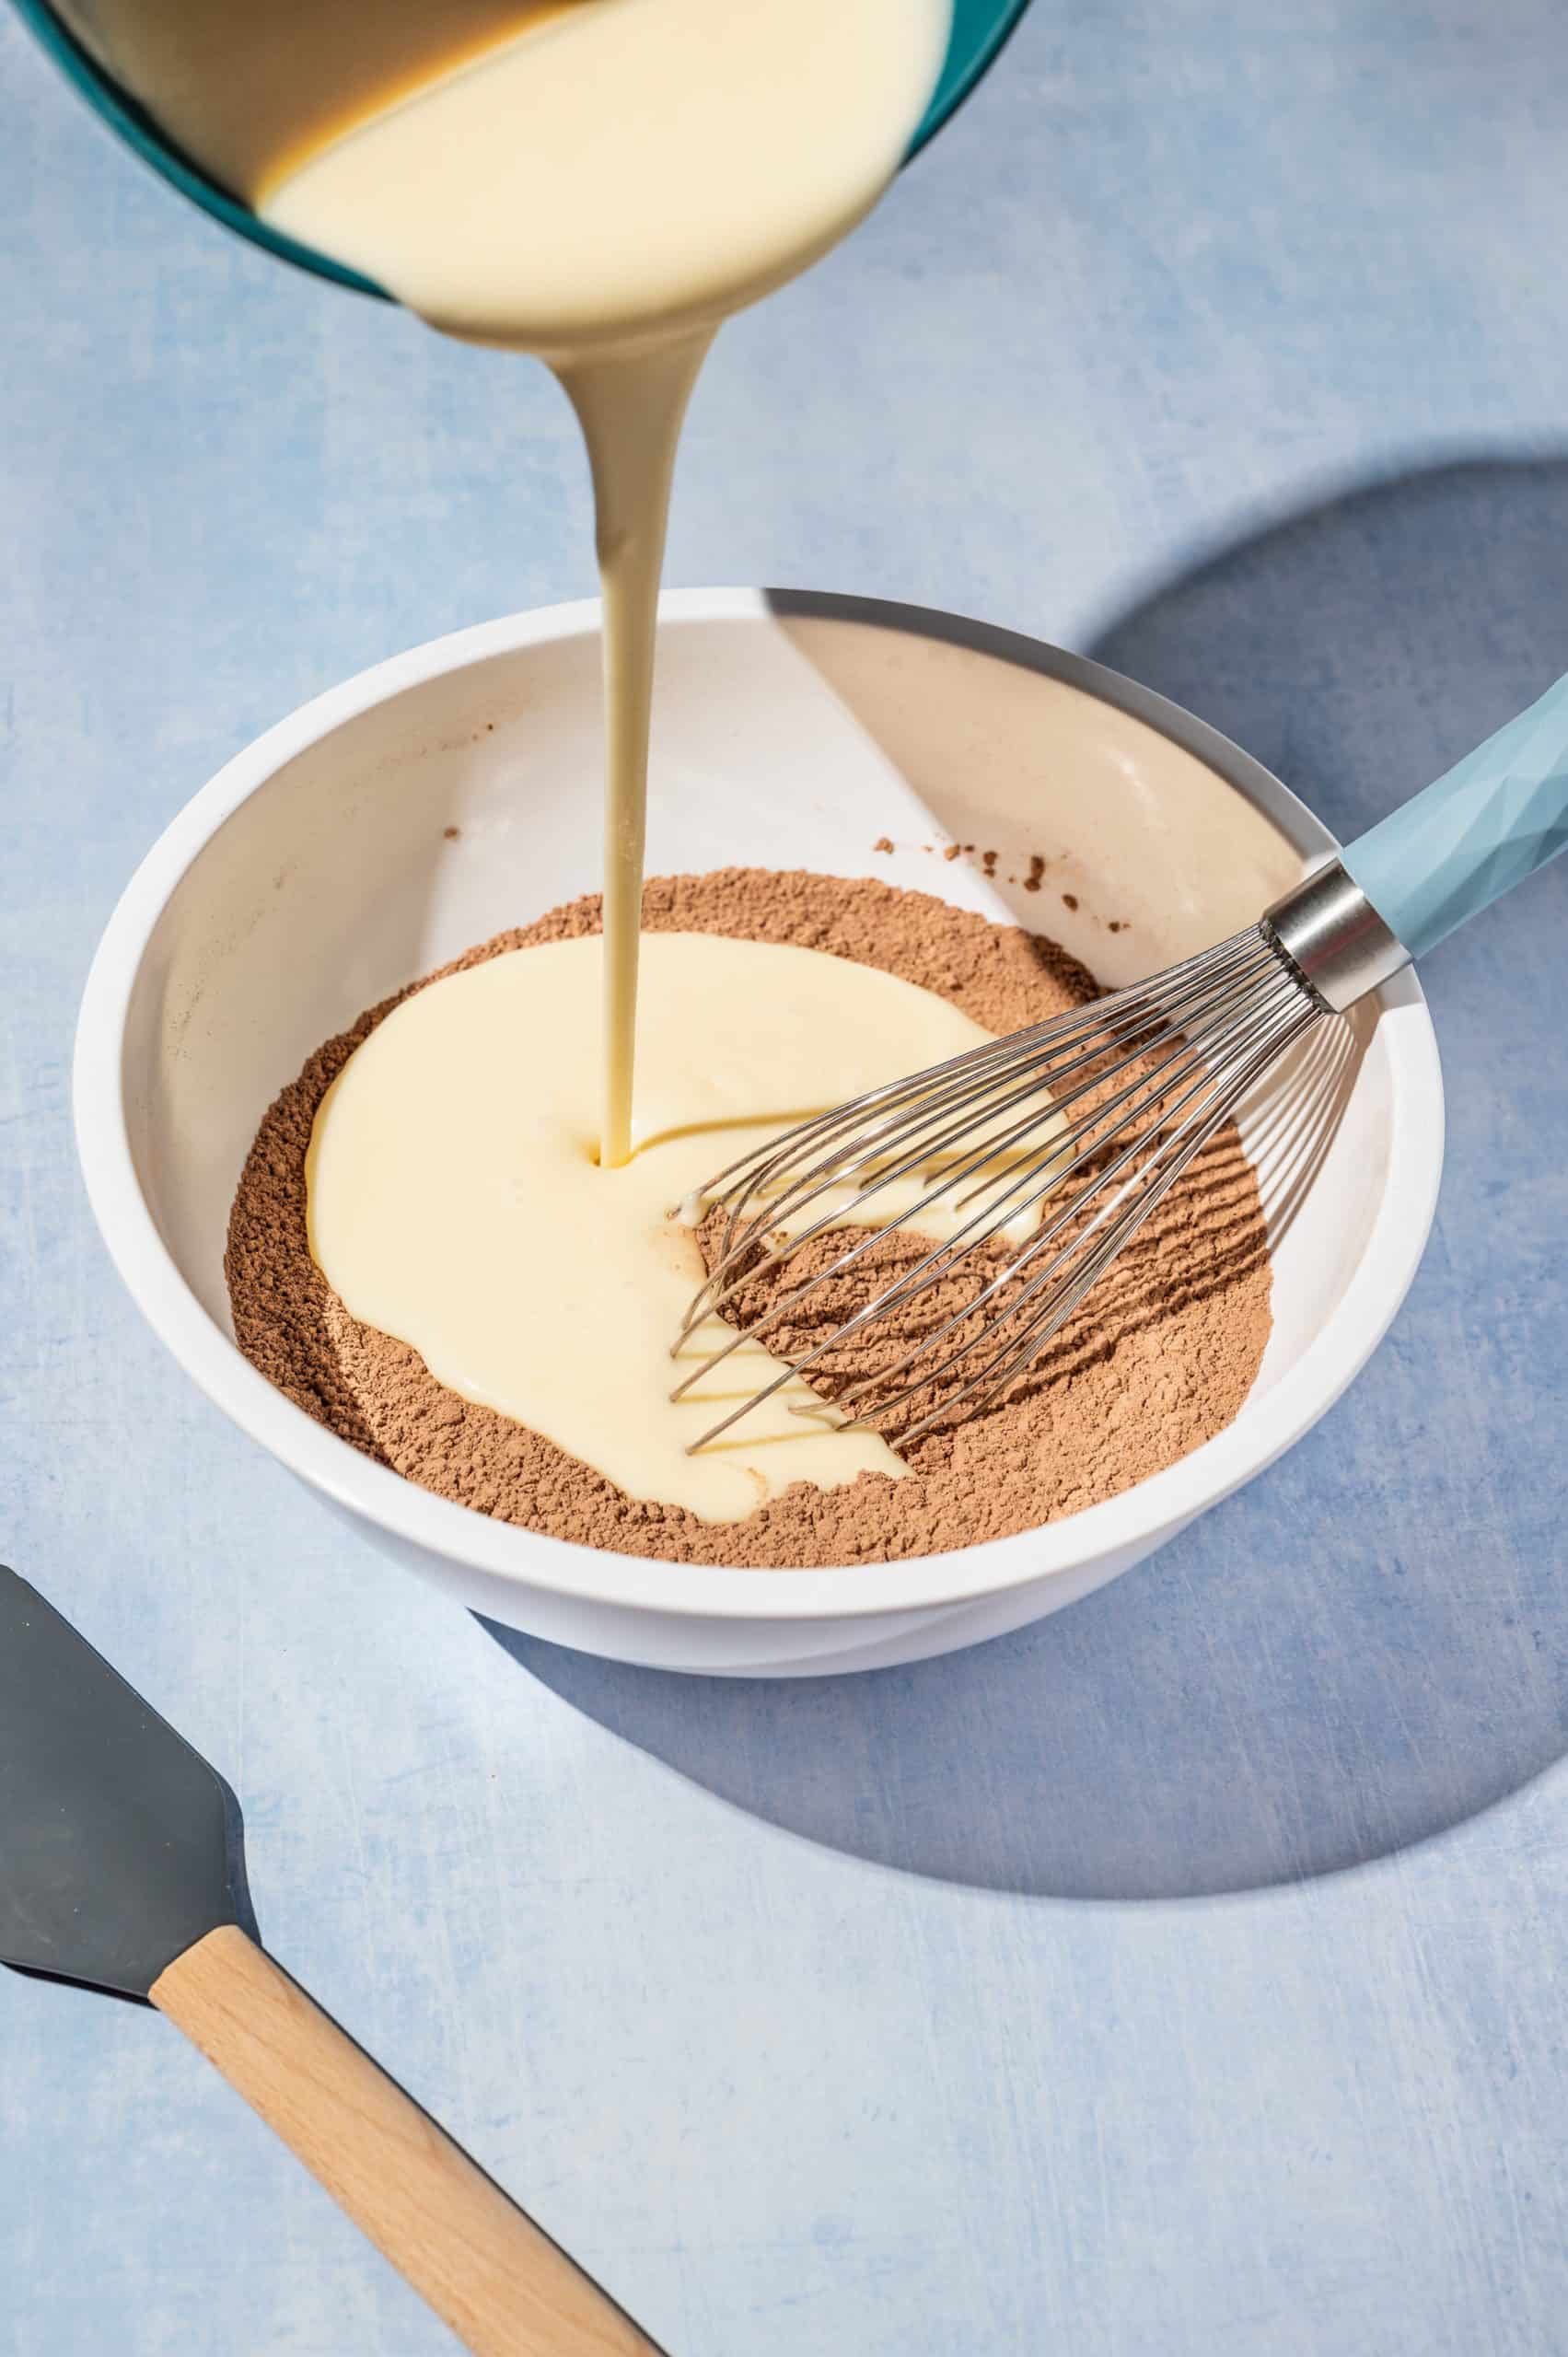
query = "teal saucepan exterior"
(11, 0, 1033, 298)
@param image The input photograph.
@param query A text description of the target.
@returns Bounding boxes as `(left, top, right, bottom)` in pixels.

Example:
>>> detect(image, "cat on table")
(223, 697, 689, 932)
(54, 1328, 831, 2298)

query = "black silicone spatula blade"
(0, 1565, 250, 1998)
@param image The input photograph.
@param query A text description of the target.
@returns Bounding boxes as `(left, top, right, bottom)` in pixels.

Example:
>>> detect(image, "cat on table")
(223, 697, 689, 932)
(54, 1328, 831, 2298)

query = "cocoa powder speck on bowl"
(225, 870, 1272, 1568)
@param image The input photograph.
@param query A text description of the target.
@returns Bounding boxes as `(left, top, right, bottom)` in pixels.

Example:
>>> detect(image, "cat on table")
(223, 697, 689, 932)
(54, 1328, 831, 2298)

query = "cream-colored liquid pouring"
(69, 0, 950, 1168)
(308, 934, 1029, 1519)
(260, 0, 950, 1167)
(70, 0, 973, 1514)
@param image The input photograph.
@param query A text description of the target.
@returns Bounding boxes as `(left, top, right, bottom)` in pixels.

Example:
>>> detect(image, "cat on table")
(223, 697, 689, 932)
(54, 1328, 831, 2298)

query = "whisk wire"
(683, 930, 1287, 1340)
(687, 942, 1297, 1381)
(673, 923, 1324, 1451)
(820, 962, 1309, 1420)
(696, 928, 1278, 1277)
(846, 988, 1317, 1439)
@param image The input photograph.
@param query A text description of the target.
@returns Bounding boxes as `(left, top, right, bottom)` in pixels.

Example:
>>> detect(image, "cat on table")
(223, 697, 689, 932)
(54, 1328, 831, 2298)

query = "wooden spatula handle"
(150, 1925, 663, 2356)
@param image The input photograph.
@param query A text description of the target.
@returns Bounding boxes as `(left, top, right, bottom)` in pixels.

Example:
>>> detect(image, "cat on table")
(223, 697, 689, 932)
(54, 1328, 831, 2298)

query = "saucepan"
(12, 0, 1035, 296)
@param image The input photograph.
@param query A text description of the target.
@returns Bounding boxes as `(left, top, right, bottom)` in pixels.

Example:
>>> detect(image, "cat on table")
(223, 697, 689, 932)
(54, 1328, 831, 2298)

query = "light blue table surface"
(5, 4, 1568, 2351)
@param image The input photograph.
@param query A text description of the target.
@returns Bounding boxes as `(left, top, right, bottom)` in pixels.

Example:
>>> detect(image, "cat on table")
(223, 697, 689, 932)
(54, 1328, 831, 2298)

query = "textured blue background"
(5, 3, 1568, 2350)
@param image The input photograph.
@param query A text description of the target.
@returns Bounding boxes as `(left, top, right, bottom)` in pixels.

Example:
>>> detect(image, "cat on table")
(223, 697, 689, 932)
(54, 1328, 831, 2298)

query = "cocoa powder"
(225, 870, 1271, 1566)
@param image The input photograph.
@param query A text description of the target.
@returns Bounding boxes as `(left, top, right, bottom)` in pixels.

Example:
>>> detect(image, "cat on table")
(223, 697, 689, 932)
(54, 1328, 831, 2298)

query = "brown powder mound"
(226, 870, 1271, 1566)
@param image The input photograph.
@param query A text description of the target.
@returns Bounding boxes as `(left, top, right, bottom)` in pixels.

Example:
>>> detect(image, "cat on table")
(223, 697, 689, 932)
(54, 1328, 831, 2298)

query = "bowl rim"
(73, 586, 1446, 1624)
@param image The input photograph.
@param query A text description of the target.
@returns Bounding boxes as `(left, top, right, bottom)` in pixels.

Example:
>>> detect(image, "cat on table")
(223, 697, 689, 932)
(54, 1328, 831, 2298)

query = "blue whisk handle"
(1342, 668, 1568, 958)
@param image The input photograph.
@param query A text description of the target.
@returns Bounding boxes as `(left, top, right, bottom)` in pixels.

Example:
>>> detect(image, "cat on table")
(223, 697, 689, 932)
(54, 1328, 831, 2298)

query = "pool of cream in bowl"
(73, 590, 1444, 1675)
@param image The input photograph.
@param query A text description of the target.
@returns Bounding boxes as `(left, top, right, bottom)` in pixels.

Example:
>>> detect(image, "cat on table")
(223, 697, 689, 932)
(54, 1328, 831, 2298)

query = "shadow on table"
(489, 453, 1568, 1902)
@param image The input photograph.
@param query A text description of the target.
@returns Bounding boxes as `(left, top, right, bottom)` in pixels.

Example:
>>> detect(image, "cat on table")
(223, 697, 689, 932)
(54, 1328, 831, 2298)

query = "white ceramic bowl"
(74, 590, 1444, 1675)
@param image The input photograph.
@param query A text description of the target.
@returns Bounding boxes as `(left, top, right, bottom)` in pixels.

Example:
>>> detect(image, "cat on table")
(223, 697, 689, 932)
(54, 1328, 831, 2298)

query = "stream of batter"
(67, 0, 951, 1167)
(72, 0, 976, 1515)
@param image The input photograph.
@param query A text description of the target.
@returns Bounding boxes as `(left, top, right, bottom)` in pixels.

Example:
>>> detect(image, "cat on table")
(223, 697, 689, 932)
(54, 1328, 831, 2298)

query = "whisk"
(674, 668, 1568, 1449)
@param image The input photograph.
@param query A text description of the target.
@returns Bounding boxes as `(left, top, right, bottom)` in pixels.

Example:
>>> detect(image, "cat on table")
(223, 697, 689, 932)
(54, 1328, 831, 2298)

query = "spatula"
(0, 1565, 664, 2357)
